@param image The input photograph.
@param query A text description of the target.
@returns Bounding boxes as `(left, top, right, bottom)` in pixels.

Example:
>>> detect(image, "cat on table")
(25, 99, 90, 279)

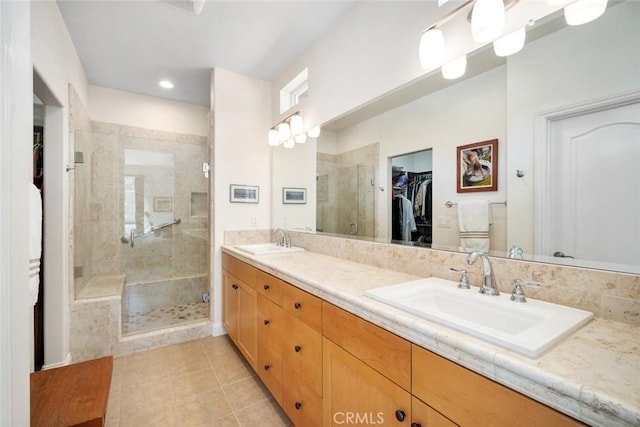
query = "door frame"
(534, 88, 640, 256)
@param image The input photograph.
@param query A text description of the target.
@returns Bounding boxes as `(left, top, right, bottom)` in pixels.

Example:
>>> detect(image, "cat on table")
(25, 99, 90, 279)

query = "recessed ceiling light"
(158, 80, 174, 89)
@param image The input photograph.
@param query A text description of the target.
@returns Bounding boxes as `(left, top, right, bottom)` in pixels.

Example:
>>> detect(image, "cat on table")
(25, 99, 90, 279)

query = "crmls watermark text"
(333, 412, 385, 425)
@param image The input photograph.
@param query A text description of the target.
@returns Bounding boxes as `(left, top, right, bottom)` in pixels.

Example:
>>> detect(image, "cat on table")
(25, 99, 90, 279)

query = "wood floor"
(106, 336, 291, 426)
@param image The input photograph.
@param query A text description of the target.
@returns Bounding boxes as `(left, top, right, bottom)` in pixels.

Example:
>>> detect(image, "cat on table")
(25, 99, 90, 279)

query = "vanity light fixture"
(493, 27, 526, 56)
(158, 79, 174, 89)
(563, 0, 608, 26)
(268, 112, 319, 148)
(419, 28, 446, 70)
(442, 55, 467, 79)
(471, 0, 505, 43)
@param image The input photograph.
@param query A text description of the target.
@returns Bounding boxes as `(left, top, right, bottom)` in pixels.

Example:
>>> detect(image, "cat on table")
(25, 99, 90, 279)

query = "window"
(280, 68, 308, 114)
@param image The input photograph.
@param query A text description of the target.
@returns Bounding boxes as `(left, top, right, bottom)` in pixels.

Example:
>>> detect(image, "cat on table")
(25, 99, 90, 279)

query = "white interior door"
(548, 101, 640, 265)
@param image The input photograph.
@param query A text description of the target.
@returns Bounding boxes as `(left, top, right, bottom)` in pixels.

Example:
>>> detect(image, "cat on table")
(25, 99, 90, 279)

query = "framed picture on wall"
(230, 184, 259, 203)
(456, 139, 498, 193)
(282, 187, 307, 204)
(153, 196, 173, 212)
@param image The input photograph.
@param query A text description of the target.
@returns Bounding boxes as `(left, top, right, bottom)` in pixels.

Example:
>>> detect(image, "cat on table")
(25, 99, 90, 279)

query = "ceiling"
(57, 0, 355, 106)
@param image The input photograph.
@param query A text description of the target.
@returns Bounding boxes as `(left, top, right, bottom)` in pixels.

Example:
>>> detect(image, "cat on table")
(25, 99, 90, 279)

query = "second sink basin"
(364, 277, 593, 358)
(234, 243, 305, 255)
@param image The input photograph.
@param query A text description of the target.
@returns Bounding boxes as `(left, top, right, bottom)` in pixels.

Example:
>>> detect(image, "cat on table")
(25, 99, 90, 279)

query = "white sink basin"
(364, 277, 593, 358)
(234, 243, 305, 255)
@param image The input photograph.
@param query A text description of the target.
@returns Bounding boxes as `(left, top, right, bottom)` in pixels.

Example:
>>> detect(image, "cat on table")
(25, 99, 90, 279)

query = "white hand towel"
(458, 199, 490, 252)
(29, 183, 42, 306)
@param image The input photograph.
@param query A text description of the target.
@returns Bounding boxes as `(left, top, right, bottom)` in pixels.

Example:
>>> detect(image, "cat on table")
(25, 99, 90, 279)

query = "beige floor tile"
(119, 406, 177, 427)
(169, 354, 212, 379)
(234, 399, 292, 427)
(213, 353, 256, 385)
(171, 367, 221, 402)
(223, 376, 271, 412)
(174, 388, 234, 426)
(120, 380, 173, 414)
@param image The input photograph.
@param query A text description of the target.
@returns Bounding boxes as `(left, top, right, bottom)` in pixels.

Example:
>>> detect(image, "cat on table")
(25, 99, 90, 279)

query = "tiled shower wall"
(316, 142, 379, 237)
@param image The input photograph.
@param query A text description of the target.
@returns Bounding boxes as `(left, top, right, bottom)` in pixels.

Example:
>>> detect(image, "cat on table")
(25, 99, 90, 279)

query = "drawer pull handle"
(232, 284, 238, 290)
(294, 345, 302, 352)
(294, 302, 302, 309)
(263, 284, 270, 290)
(295, 402, 302, 410)
(264, 320, 270, 326)
(264, 364, 270, 371)
(395, 410, 406, 422)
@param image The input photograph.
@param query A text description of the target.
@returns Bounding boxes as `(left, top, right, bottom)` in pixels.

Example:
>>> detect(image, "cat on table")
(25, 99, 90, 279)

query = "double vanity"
(222, 242, 639, 426)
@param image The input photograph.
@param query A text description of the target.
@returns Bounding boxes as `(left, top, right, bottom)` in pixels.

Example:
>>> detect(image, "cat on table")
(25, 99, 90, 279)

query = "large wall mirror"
(272, 0, 640, 274)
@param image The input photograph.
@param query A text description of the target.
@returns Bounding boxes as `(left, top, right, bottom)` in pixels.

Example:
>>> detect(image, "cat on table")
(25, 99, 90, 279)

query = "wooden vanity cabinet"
(221, 254, 257, 370)
(257, 294, 284, 405)
(412, 345, 582, 427)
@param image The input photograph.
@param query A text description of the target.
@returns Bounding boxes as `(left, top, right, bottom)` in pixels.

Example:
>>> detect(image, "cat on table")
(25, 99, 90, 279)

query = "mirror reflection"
(273, 1, 640, 274)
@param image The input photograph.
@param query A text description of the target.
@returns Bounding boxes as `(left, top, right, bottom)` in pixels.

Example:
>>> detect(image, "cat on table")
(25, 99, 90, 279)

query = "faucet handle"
(510, 279, 540, 303)
(449, 268, 470, 289)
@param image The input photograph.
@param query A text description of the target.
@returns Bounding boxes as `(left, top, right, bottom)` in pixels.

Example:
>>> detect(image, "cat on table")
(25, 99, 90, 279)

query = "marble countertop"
(222, 246, 639, 426)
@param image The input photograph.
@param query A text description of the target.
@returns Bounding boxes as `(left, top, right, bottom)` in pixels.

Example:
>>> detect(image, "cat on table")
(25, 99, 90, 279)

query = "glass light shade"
(283, 139, 295, 149)
(471, 0, 505, 43)
(419, 29, 446, 70)
(308, 126, 321, 138)
(441, 56, 467, 80)
(493, 27, 526, 57)
(294, 133, 307, 144)
(277, 122, 291, 143)
(564, 0, 607, 26)
(268, 129, 280, 146)
(289, 114, 304, 136)
(547, 0, 571, 5)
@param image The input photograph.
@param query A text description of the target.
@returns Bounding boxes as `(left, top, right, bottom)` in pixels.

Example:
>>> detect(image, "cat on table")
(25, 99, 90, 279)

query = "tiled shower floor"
(123, 302, 209, 336)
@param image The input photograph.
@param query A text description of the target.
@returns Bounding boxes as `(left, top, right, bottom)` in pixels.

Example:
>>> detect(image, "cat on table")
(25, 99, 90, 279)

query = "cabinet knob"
(263, 319, 270, 326)
(232, 284, 238, 290)
(263, 284, 270, 290)
(295, 402, 302, 410)
(294, 345, 302, 353)
(294, 302, 302, 309)
(264, 364, 270, 371)
(411, 423, 422, 427)
(395, 410, 406, 422)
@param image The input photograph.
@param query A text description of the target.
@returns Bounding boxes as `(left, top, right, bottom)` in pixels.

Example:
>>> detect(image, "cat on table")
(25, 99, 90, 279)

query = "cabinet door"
(222, 270, 239, 343)
(323, 338, 411, 427)
(257, 294, 283, 404)
(237, 282, 257, 370)
(283, 313, 323, 396)
(412, 397, 457, 427)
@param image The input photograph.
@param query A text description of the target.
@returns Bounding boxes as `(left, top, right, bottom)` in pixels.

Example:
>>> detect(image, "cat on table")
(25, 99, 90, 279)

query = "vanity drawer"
(412, 345, 582, 426)
(322, 302, 411, 392)
(256, 270, 284, 305)
(283, 313, 323, 396)
(283, 364, 322, 427)
(282, 284, 322, 332)
(236, 260, 258, 290)
(257, 295, 283, 358)
(257, 346, 283, 405)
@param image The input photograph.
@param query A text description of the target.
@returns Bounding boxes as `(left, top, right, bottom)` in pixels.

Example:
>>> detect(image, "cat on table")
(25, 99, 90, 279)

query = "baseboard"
(42, 352, 72, 370)
(211, 322, 226, 337)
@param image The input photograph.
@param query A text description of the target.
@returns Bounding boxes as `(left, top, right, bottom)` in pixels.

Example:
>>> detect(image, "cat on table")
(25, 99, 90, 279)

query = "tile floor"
(122, 302, 209, 336)
(106, 336, 292, 426)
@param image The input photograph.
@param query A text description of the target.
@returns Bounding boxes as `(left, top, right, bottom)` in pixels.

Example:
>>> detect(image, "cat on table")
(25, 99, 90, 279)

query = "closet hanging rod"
(445, 201, 507, 208)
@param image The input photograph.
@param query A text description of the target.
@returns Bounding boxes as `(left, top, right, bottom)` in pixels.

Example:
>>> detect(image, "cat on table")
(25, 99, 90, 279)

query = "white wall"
(1, 1, 32, 423)
(506, 1, 640, 254)
(211, 68, 271, 329)
(89, 86, 209, 136)
(31, 0, 90, 368)
(334, 67, 507, 249)
(272, 139, 317, 230)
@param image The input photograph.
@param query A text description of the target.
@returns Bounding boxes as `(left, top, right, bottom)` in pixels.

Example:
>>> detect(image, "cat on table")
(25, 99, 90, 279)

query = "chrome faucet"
(467, 251, 499, 296)
(273, 228, 290, 248)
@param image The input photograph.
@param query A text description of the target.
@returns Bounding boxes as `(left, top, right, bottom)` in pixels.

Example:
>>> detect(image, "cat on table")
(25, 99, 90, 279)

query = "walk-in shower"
(73, 122, 210, 337)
